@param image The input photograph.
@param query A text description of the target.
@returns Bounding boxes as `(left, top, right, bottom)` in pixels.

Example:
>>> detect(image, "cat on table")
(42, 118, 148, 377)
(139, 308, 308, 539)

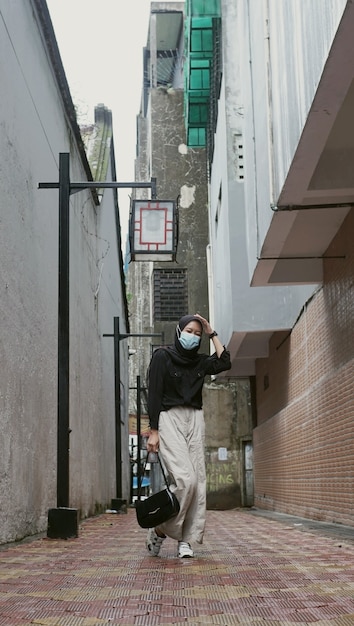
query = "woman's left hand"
(194, 313, 213, 335)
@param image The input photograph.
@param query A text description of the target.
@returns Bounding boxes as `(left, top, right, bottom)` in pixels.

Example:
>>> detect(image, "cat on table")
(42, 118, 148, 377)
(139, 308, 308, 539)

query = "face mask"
(179, 331, 200, 351)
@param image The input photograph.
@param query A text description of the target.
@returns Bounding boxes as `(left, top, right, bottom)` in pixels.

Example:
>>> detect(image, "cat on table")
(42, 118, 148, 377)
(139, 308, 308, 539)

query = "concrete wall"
(128, 87, 210, 385)
(150, 87, 209, 327)
(127, 112, 153, 417)
(204, 379, 253, 510)
(68, 152, 130, 512)
(0, 1, 129, 544)
(253, 208, 354, 526)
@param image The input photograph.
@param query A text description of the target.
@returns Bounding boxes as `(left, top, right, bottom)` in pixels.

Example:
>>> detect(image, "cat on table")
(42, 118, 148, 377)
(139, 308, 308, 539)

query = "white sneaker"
(146, 528, 165, 556)
(177, 541, 194, 558)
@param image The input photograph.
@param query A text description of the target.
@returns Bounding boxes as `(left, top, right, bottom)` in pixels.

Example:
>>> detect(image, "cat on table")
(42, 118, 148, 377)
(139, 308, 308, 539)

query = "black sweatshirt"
(147, 346, 231, 430)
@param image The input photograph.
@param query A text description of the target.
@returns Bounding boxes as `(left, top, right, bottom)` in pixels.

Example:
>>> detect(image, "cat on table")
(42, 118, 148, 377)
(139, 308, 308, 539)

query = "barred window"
(153, 269, 188, 321)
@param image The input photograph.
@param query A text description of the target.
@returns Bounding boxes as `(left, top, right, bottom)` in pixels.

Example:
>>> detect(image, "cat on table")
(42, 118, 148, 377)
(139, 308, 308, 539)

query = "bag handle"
(137, 451, 170, 497)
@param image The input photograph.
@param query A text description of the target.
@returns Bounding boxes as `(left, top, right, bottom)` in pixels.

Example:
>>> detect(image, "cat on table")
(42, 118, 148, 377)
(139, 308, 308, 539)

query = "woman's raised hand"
(194, 313, 213, 336)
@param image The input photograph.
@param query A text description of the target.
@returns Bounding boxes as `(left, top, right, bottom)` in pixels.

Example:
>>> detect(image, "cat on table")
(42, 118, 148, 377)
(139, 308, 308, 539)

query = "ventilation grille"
(153, 269, 188, 321)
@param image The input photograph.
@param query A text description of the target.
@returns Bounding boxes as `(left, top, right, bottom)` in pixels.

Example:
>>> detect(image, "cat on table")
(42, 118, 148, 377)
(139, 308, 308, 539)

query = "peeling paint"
(178, 143, 188, 155)
(179, 184, 195, 208)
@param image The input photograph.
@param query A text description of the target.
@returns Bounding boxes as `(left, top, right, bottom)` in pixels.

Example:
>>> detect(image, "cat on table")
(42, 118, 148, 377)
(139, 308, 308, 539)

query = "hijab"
(166, 315, 203, 365)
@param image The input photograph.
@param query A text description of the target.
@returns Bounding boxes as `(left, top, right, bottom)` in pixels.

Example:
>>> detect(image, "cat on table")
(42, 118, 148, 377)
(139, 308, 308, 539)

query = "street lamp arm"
(103, 333, 163, 340)
(39, 178, 157, 199)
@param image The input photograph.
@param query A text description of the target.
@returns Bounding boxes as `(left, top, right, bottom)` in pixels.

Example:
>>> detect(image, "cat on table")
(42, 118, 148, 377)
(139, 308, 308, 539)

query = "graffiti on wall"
(206, 448, 237, 492)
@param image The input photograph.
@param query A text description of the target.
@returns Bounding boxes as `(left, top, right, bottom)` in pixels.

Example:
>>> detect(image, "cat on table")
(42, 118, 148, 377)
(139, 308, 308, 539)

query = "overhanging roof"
(253, 0, 354, 287)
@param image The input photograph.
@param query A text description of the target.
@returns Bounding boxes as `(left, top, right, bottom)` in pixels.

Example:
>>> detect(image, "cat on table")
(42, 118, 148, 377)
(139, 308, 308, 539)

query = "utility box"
(47, 508, 79, 539)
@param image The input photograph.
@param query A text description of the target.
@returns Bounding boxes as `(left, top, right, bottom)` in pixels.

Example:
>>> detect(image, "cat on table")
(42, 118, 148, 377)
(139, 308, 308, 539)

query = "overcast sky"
(46, 0, 157, 243)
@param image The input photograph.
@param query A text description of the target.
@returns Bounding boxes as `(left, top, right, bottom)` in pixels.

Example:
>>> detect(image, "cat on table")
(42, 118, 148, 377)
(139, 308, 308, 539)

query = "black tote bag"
(135, 453, 180, 528)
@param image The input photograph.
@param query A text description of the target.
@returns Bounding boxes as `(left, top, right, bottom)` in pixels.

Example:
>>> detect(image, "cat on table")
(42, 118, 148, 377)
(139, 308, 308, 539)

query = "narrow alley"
(1, 508, 354, 625)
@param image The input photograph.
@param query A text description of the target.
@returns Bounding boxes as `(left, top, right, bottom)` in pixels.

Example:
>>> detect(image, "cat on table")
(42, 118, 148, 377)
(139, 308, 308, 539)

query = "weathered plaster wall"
(128, 88, 210, 393)
(127, 113, 154, 416)
(204, 379, 253, 509)
(150, 88, 210, 344)
(0, 1, 128, 543)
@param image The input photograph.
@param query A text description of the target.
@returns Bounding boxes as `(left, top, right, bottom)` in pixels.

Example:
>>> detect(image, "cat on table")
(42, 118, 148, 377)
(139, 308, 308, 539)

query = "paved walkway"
(0, 508, 354, 625)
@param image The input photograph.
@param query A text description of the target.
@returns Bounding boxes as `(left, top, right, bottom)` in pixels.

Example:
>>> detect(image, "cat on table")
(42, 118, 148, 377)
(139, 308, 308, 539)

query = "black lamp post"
(38, 152, 157, 538)
(103, 318, 162, 511)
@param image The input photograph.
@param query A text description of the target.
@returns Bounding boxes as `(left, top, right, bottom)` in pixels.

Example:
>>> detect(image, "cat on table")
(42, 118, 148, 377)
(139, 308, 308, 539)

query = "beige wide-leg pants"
(156, 406, 206, 544)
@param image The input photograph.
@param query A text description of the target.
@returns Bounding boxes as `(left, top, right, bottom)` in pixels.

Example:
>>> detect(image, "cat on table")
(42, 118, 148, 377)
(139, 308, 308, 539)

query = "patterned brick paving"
(0, 509, 354, 625)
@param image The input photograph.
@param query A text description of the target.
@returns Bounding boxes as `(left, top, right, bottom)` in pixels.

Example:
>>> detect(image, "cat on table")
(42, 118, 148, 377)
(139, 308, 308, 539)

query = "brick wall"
(254, 208, 354, 526)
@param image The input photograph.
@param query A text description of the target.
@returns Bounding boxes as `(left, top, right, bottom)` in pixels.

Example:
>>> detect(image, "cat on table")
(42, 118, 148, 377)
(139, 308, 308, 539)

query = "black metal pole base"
(47, 507, 79, 539)
(111, 498, 127, 513)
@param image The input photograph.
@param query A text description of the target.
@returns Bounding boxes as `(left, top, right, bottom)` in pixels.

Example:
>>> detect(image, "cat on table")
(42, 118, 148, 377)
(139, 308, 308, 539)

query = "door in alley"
(243, 441, 254, 506)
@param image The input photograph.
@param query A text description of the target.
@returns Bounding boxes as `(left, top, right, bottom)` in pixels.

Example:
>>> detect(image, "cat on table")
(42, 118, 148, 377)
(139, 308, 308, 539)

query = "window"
(153, 269, 188, 321)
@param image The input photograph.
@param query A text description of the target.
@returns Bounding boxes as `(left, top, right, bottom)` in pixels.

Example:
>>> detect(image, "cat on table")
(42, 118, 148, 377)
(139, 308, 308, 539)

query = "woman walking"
(146, 313, 231, 558)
